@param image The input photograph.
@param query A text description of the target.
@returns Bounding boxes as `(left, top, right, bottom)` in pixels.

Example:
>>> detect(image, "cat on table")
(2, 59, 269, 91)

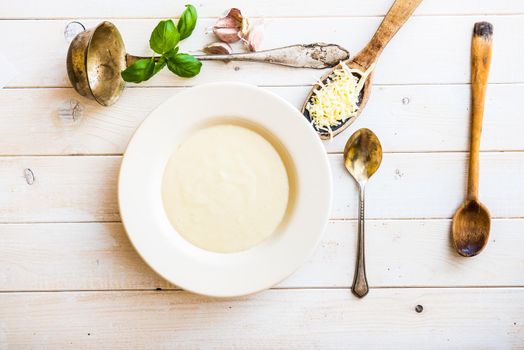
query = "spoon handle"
(127, 44, 349, 69)
(468, 22, 493, 201)
(352, 185, 369, 298)
(194, 44, 349, 69)
(352, 0, 422, 70)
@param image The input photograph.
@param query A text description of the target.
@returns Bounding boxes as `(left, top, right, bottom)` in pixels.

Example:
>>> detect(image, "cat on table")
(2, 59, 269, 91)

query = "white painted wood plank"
(0, 223, 173, 291)
(1, 288, 522, 349)
(326, 83, 524, 153)
(331, 152, 524, 219)
(285, 219, 524, 288)
(0, 156, 120, 223)
(2, 15, 523, 87)
(1, 220, 523, 291)
(0, 1, 522, 347)
(0, 88, 160, 156)
(1, 84, 523, 155)
(1, 0, 523, 19)
(1, 153, 523, 222)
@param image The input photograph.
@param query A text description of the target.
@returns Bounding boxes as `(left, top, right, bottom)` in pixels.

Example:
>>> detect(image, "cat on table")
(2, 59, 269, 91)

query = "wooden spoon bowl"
(301, 0, 422, 140)
(452, 200, 491, 257)
(301, 58, 374, 140)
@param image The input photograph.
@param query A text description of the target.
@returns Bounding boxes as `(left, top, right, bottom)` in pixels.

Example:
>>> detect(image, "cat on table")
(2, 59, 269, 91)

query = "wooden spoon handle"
(468, 22, 493, 201)
(352, 0, 422, 70)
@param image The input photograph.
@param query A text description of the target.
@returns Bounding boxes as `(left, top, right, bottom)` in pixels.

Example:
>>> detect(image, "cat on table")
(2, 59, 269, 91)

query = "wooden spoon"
(301, 0, 422, 139)
(451, 22, 493, 257)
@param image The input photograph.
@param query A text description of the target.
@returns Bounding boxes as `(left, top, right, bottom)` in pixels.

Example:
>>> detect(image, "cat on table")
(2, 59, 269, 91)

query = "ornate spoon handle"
(128, 43, 349, 69)
(194, 43, 349, 69)
(352, 185, 369, 298)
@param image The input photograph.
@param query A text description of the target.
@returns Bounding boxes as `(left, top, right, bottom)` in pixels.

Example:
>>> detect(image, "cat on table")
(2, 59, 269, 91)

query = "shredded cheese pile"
(306, 62, 374, 138)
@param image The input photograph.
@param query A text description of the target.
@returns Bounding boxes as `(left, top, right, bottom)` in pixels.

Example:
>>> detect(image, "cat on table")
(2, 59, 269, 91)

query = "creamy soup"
(162, 124, 289, 253)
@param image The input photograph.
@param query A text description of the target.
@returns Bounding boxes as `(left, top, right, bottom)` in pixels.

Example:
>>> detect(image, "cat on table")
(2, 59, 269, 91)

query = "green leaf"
(167, 53, 202, 78)
(177, 4, 197, 40)
(164, 46, 179, 59)
(149, 19, 180, 54)
(121, 58, 155, 83)
(153, 56, 167, 75)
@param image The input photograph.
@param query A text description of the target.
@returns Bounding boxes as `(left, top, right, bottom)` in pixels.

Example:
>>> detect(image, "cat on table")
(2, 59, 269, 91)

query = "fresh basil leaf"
(167, 53, 202, 78)
(177, 4, 197, 40)
(153, 56, 167, 75)
(121, 58, 155, 83)
(149, 19, 180, 54)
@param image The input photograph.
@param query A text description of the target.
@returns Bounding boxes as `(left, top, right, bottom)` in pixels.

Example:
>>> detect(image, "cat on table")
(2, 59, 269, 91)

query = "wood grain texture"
(0, 156, 120, 223)
(449, 22, 494, 258)
(2, 153, 523, 222)
(1, 0, 523, 18)
(1, 0, 524, 346)
(1, 16, 524, 87)
(1, 288, 523, 349)
(1, 220, 523, 291)
(332, 152, 524, 219)
(0, 223, 173, 291)
(468, 22, 493, 201)
(351, 0, 422, 70)
(1, 84, 523, 156)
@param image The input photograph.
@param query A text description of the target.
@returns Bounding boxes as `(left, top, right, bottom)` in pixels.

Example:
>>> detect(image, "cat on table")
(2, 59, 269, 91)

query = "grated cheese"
(306, 62, 374, 138)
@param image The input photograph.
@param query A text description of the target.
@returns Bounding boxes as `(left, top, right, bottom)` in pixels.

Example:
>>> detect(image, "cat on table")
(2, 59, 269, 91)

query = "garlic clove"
(213, 26, 242, 43)
(226, 8, 243, 23)
(245, 24, 264, 52)
(214, 15, 239, 31)
(203, 41, 233, 55)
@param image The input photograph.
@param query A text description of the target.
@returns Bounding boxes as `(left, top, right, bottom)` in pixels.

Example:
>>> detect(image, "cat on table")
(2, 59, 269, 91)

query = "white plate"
(119, 82, 332, 297)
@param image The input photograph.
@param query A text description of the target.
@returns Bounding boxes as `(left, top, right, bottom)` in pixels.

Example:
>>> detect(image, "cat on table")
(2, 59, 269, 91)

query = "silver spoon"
(343, 128, 383, 298)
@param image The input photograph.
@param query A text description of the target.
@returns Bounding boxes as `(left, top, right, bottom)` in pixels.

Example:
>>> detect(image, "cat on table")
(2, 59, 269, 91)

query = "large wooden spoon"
(302, 0, 422, 139)
(451, 22, 493, 257)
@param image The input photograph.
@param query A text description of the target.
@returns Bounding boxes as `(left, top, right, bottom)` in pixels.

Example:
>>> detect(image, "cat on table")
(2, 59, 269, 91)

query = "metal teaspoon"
(344, 128, 383, 297)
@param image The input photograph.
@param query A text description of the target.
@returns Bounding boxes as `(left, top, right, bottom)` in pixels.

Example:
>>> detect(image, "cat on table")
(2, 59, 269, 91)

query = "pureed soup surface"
(162, 124, 289, 253)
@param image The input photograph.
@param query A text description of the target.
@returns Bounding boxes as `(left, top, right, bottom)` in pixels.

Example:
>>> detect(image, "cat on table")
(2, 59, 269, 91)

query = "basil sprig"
(121, 4, 201, 83)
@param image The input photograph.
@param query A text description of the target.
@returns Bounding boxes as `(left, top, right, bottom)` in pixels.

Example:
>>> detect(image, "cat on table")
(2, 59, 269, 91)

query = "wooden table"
(1, 1, 524, 348)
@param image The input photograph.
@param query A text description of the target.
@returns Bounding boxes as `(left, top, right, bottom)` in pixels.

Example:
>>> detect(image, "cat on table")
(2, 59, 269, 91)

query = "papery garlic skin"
(245, 24, 264, 52)
(240, 16, 250, 38)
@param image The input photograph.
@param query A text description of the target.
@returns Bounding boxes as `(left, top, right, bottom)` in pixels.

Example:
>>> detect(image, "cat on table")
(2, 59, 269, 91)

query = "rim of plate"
(118, 82, 332, 297)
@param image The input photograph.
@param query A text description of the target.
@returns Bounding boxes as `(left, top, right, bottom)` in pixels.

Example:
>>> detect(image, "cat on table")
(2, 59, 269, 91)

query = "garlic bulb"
(212, 8, 250, 43)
